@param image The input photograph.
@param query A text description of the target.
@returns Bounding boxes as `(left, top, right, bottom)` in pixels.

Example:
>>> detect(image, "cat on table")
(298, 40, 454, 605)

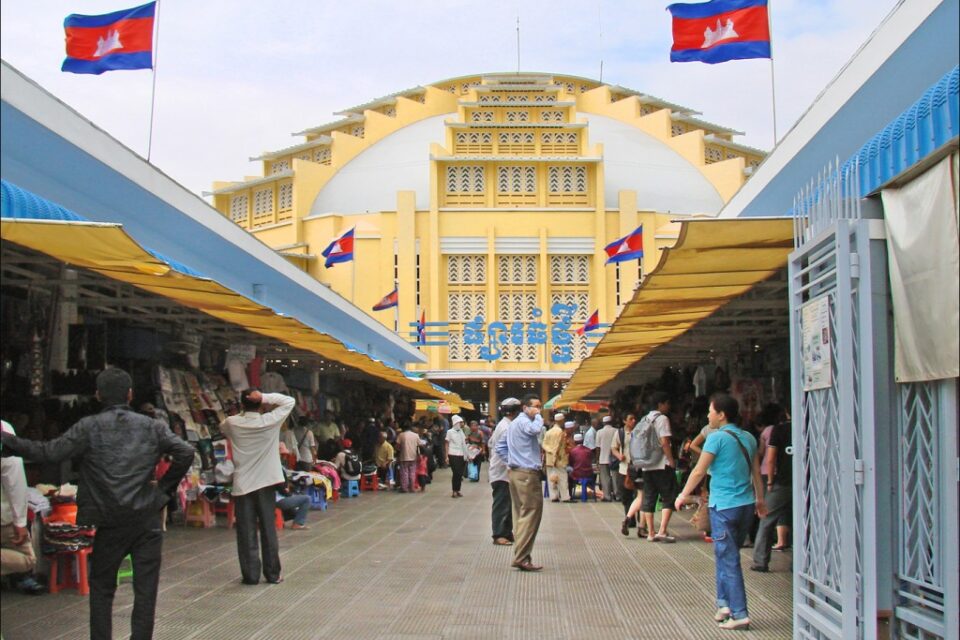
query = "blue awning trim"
(1, 179, 203, 277)
(846, 65, 958, 196)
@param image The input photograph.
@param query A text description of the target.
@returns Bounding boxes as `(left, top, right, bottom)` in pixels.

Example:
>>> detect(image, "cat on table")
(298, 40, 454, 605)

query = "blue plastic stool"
(543, 480, 550, 498)
(578, 478, 596, 502)
(341, 479, 360, 498)
(306, 486, 327, 511)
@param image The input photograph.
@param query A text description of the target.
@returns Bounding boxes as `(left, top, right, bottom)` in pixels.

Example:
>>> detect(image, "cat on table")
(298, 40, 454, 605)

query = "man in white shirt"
(639, 392, 678, 543)
(220, 390, 295, 585)
(281, 421, 317, 471)
(488, 398, 520, 545)
(596, 415, 619, 502)
(1, 420, 43, 594)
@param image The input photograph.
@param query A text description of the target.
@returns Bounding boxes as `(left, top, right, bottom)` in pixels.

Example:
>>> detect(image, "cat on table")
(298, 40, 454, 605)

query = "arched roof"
(310, 113, 724, 216)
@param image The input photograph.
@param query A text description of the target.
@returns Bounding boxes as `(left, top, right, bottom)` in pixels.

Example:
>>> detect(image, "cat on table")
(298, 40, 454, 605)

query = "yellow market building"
(210, 73, 765, 412)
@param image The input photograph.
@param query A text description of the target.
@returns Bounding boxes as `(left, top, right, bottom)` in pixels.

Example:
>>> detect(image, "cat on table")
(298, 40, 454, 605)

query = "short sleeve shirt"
(596, 426, 618, 464)
(642, 413, 672, 471)
(703, 425, 758, 510)
(445, 428, 468, 457)
(769, 422, 792, 486)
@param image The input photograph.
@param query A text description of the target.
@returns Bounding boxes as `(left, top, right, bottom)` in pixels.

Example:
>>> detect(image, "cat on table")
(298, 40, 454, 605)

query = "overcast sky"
(1, 1, 901, 197)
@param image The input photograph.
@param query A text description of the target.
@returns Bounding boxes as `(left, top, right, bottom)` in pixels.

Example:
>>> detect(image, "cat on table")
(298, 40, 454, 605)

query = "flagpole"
(767, 0, 779, 145)
(393, 280, 399, 333)
(146, 0, 161, 163)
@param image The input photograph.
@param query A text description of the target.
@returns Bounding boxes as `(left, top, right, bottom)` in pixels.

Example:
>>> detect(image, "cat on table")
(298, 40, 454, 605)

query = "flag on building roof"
(321, 228, 355, 268)
(577, 310, 601, 336)
(667, 0, 771, 64)
(604, 226, 644, 264)
(62, 2, 156, 75)
(417, 311, 426, 344)
(372, 287, 398, 311)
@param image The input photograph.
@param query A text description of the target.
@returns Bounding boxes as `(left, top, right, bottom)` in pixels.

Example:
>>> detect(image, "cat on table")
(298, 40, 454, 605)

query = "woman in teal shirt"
(676, 394, 767, 631)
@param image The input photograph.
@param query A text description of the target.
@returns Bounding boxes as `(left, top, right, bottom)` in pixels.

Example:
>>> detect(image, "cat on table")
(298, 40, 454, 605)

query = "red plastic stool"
(184, 499, 215, 528)
(359, 473, 378, 492)
(215, 497, 236, 528)
(274, 507, 285, 530)
(48, 547, 92, 595)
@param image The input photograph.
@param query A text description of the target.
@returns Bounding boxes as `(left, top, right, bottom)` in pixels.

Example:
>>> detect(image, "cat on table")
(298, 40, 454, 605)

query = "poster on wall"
(801, 295, 832, 391)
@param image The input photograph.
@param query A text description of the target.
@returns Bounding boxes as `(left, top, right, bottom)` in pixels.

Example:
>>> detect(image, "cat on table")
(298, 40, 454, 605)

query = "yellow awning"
(561, 218, 794, 403)
(1, 219, 465, 403)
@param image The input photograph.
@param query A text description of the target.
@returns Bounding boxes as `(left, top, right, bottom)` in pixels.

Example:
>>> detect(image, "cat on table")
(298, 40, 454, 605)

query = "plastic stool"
(340, 479, 360, 498)
(49, 547, 92, 595)
(306, 486, 327, 511)
(359, 473, 378, 492)
(214, 497, 235, 528)
(578, 478, 597, 502)
(184, 499, 215, 528)
(117, 554, 134, 586)
(274, 507, 285, 530)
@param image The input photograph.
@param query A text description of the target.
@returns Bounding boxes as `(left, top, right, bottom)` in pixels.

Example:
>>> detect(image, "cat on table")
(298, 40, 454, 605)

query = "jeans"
(709, 503, 755, 620)
(234, 486, 281, 584)
(89, 513, 163, 640)
(449, 455, 465, 492)
(277, 494, 310, 526)
(491, 480, 513, 540)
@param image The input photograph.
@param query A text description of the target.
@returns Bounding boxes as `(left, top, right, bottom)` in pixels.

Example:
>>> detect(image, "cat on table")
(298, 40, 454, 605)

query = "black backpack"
(343, 450, 362, 476)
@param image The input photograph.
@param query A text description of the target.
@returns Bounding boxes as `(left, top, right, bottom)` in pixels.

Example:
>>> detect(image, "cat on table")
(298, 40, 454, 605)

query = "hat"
(342, 438, 353, 448)
(573, 433, 584, 442)
(553, 412, 565, 421)
(452, 415, 464, 425)
(500, 397, 521, 407)
(564, 421, 576, 429)
(602, 416, 612, 424)
(368, 417, 376, 423)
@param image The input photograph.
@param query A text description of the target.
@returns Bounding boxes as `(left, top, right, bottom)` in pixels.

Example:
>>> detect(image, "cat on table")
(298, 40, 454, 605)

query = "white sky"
(1, 1, 900, 197)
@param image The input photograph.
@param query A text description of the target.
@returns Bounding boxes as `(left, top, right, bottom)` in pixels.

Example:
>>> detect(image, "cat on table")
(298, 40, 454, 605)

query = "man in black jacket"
(0, 368, 194, 640)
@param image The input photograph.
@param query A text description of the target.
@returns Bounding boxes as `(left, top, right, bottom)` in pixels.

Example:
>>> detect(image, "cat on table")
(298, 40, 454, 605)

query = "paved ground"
(1, 469, 792, 639)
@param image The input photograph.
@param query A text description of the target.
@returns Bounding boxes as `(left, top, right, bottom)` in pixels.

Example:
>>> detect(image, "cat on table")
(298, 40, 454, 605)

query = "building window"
(470, 110, 494, 123)
(547, 166, 588, 205)
(505, 110, 530, 123)
(705, 145, 725, 164)
(497, 166, 536, 193)
(350, 125, 365, 138)
(549, 291, 589, 321)
(541, 109, 564, 123)
(448, 292, 486, 322)
(277, 183, 293, 217)
(314, 147, 332, 165)
(447, 255, 487, 284)
(550, 255, 589, 284)
(498, 255, 537, 284)
(252, 187, 273, 221)
(230, 194, 248, 224)
(446, 166, 485, 193)
(498, 132, 535, 154)
(498, 291, 538, 319)
(671, 123, 685, 137)
(270, 159, 290, 174)
(540, 132, 578, 154)
(454, 132, 493, 154)
(447, 331, 482, 362)
(479, 94, 501, 104)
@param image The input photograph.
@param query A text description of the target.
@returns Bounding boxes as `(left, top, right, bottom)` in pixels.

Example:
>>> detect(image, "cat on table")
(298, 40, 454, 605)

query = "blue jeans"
(709, 503, 754, 620)
(277, 494, 310, 526)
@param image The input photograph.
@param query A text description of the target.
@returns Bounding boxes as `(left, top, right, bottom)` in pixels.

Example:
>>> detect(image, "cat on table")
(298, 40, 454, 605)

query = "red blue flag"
(604, 226, 644, 264)
(577, 310, 600, 336)
(322, 228, 355, 268)
(667, 0, 771, 64)
(417, 311, 426, 344)
(372, 287, 398, 311)
(62, 2, 156, 75)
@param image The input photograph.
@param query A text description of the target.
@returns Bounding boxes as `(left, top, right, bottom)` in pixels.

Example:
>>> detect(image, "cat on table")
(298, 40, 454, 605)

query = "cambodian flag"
(604, 226, 644, 264)
(62, 2, 156, 75)
(577, 310, 601, 336)
(372, 287, 398, 311)
(667, 0, 771, 64)
(416, 311, 426, 344)
(321, 228, 355, 268)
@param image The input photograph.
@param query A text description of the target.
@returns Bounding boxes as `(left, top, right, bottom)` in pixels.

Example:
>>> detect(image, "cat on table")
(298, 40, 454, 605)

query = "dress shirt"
(220, 393, 295, 496)
(495, 411, 544, 471)
(487, 418, 511, 483)
(0, 421, 28, 527)
(583, 426, 597, 450)
(445, 427, 468, 457)
(541, 425, 568, 468)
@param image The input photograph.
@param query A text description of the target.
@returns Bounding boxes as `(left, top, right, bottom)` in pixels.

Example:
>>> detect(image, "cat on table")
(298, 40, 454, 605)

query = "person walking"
(612, 413, 638, 534)
(445, 415, 468, 497)
(220, 389, 295, 586)
(495, 393, 545, 572)
(541, 412, 571, 503)
(489, 398, 520, 545)
(638, 392, 679, 542)
(676, 393, 766, 631)
(395, 423, 420, 493)
(751, 417, 792, 572)
(0, 368, 194, 640)
(596, 416, 619, 501)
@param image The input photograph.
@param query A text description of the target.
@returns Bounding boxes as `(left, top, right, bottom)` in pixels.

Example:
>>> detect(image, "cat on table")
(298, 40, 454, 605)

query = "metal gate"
(789, 158, 959, 639)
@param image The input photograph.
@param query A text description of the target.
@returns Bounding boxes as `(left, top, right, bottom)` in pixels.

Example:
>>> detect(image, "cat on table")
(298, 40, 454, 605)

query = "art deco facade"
(210, 73, 764, 409)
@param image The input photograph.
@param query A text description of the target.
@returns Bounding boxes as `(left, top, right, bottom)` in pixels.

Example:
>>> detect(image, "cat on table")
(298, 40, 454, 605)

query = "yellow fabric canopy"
(1, 219, 464, 403)
(561, 218, 794, 403)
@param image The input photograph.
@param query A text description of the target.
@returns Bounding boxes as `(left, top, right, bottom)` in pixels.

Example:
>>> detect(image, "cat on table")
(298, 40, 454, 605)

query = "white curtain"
(881, 154, 960, 382)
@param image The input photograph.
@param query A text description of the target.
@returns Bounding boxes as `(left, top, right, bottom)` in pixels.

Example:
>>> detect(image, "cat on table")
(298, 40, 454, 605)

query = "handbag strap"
(719, 428, 754, 476)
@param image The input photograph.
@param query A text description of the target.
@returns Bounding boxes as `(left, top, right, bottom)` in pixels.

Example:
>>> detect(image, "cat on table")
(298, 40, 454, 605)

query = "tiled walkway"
(1, 470, 793, 639)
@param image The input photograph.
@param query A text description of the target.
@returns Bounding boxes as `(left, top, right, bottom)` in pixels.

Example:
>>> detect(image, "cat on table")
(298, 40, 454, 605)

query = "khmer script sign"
(465, 303, 581, 364)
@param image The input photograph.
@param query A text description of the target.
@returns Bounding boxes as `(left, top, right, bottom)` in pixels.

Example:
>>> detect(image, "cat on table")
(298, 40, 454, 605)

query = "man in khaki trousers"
(495, 394, 545, 571)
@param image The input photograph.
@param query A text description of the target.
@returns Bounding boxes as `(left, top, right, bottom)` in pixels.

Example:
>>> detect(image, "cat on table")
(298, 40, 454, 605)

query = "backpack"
(629, 411, 664, 471)
(342, 450, 362, 476)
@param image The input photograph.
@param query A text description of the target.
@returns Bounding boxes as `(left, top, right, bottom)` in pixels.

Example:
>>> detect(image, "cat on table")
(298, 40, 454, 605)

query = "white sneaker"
(714, 607, 732, 622)
(718, 616, 750, 630)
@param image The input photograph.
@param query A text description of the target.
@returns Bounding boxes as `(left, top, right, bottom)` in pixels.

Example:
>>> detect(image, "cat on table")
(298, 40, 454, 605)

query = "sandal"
(771, 544, 790, 551)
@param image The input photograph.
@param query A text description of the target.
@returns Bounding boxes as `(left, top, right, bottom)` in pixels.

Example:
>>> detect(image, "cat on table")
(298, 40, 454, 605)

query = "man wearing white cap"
(542, 413, 571, 503)
(445, 415, 468, 497)
(489, 398, 520, 545)
(596, 415, 620, 502)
